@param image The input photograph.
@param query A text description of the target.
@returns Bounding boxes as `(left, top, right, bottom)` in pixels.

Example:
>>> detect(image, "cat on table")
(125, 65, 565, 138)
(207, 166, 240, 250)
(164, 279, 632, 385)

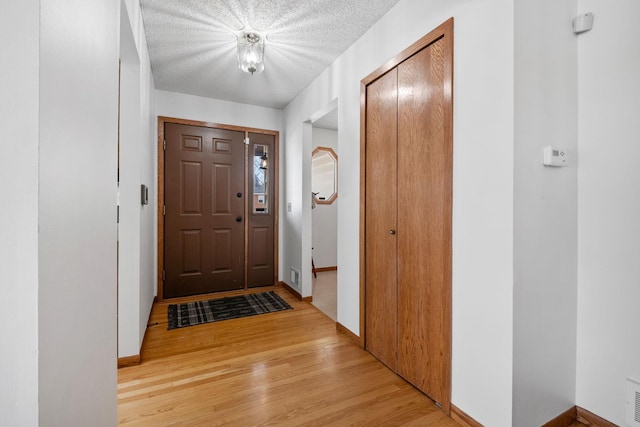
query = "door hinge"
(244, 137, 250, 145)
(163, 139, 166, 150)
(163, 205, 166, 216)
(162, 270, 165, 281)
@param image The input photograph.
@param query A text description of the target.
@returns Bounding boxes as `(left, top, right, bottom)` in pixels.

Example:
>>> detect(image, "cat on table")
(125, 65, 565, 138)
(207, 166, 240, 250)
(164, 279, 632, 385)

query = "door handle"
(389, 229, 396, 235)
(236, 192, 242, 198)
(236, 216, 243, 222)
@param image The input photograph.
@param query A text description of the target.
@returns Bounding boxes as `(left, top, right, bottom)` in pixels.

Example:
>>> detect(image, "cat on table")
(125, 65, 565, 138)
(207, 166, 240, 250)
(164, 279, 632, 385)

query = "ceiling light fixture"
(237, 32, 265, 75)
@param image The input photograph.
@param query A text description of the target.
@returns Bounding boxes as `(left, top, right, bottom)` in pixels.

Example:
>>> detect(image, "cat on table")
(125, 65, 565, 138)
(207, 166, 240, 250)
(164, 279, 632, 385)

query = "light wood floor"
(312, 270, 337, 321)
(118, 286, 460, 426)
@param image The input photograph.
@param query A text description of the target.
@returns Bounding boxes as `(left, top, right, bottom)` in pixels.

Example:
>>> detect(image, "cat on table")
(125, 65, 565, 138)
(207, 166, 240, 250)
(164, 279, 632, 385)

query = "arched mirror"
(312, 146, 338, 204)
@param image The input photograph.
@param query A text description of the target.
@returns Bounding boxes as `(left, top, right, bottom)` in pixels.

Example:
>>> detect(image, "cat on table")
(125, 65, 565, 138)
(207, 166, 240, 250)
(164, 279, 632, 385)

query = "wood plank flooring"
(118, 286, 459, 426)
(312, 270, 337, 321)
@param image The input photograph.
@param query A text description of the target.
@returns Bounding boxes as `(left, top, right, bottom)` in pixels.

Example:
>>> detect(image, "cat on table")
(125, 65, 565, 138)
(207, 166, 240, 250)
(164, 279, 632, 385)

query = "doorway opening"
(311, 106, 338, 320)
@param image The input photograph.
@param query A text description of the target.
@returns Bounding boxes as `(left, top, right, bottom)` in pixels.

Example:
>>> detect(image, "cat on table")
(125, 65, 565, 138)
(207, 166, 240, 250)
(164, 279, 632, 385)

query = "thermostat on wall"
(543, 146, 567, 167)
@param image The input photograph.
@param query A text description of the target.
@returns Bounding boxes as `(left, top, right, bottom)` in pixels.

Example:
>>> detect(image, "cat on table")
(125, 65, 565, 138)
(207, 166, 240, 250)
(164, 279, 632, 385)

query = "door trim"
(359, 17, 453, 412)
(157, 116, 279, 301)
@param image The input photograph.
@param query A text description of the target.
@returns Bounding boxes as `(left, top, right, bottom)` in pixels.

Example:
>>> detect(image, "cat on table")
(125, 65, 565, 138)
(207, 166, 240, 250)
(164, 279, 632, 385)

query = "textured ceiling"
(140, 0, 401, 109)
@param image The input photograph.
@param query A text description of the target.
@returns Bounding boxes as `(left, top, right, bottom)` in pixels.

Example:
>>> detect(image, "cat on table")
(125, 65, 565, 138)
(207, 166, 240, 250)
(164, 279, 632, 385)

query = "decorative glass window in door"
(253, 144, 269, 213)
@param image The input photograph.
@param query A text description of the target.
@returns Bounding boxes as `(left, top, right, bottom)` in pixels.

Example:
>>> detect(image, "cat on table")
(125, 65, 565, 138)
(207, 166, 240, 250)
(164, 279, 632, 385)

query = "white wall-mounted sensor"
(543, 146, 567, 167)
(573, 12, 594, 34)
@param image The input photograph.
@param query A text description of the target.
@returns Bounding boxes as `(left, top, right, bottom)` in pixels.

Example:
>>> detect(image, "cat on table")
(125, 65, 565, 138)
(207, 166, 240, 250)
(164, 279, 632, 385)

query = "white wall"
(118, 0, 156, 359)
(282, 0, 515, 424)
(154, 89, 284, 285)
(312, 128, 338, 269)
(512, 1, 578, 426)
(37, 0, 119, 424)
(138, 24, 157, 361)
(0, 1, 40, 425)
(576, 1, 640, 425)
(155, 90, 283, 132)
(118, 5, 142, 359)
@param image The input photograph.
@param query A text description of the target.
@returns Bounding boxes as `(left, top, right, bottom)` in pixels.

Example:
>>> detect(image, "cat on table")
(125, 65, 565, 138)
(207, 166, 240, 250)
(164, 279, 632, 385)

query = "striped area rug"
(167, 291, 292, 330)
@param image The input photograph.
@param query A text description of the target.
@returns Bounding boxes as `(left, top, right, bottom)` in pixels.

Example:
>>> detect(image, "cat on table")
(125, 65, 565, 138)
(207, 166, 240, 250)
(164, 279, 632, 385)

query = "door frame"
(157, 116, 279, 301)
(359, 18, 453, 411)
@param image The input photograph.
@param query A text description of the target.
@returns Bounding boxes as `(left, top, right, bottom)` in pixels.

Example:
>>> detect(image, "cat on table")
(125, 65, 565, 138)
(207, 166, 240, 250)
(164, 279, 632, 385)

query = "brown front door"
(164, 123, 245, 298)
(247, 132, 275, 288)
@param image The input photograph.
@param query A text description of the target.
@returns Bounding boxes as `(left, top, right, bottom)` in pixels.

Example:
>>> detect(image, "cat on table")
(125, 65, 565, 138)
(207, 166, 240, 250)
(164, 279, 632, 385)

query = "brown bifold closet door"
(247, 132, 275, 288)
(396, 34, 452, 408)
(362, 18, 452, 413)
(364, 68, 399, 371)
(164, 123, 245, 298)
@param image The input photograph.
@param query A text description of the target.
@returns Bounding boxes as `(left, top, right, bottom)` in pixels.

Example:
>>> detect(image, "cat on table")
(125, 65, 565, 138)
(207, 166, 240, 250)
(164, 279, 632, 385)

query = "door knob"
(236, 192, 242, 198)
(389, 229, 396, 235)
(236, 216, 243, 222)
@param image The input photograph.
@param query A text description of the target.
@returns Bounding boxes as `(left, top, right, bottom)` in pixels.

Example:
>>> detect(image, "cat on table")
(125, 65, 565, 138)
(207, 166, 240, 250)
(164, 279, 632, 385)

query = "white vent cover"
(626, 378, 640, 426)
(290, 268, 300, 286)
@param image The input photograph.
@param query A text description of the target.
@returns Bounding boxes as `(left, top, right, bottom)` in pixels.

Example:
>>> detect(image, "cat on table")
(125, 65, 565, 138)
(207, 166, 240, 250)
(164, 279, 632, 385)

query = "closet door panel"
(364, 69, 399, 370)
(396, 38, 452, 406)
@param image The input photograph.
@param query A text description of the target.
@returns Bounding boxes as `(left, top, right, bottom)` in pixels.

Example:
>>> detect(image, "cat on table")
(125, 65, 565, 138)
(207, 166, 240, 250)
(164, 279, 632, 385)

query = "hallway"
(117, 287, 458, 426)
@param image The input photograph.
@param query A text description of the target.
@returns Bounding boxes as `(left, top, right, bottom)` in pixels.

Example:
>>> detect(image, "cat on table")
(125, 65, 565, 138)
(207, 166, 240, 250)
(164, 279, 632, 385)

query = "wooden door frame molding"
(359, 17, 453, 410)
(157, 116, 280, 301)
